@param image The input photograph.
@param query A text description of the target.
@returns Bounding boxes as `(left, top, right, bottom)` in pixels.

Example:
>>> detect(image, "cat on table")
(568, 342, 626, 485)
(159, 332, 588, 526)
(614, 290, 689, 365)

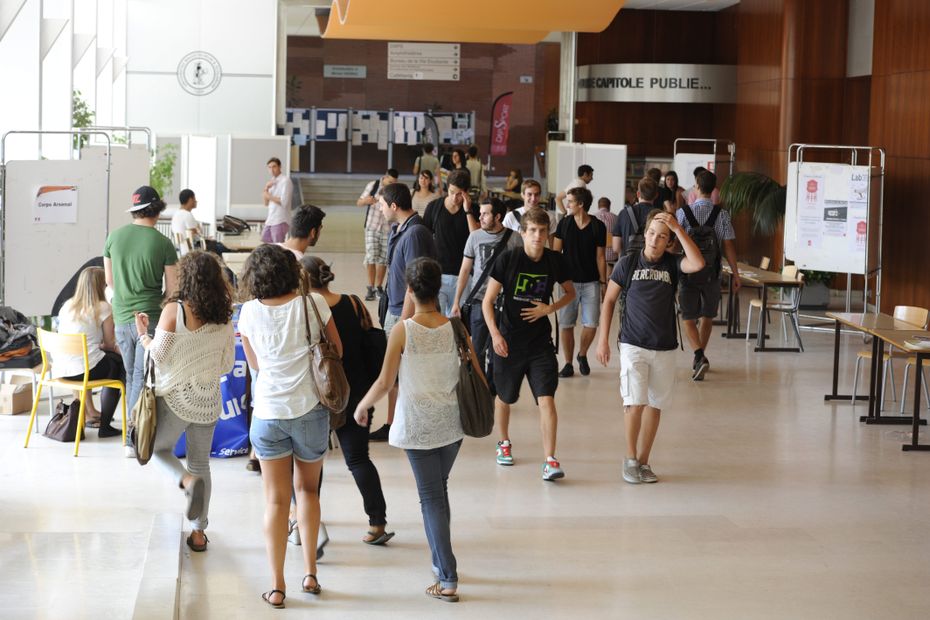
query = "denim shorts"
(250, 404, 330, 462)
(558, 280, 601, 328)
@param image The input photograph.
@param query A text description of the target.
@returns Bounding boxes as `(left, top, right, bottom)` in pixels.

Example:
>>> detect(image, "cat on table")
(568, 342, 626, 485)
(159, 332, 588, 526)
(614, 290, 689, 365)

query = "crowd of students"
(50, 155, 736, 607)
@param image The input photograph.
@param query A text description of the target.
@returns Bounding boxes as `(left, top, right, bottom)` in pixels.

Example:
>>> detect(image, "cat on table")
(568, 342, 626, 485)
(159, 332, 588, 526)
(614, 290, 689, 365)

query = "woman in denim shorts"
(237, 244, 343, 609)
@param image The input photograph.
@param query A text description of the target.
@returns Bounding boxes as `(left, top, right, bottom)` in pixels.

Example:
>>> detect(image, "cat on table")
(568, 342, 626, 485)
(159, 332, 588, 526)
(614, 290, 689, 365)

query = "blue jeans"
(115, 322, 155, 422)
(438, 274, 459, 317)
(405, 440, 462, 590)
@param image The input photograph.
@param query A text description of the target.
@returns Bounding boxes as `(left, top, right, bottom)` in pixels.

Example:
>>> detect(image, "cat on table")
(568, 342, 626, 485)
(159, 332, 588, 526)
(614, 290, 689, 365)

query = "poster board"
(546, 141, 627, 215)
(82, 144, 150, 235)
(672, 152, 729, 193)
(2, 159, 110, 316)
(784, 161, 870, 274)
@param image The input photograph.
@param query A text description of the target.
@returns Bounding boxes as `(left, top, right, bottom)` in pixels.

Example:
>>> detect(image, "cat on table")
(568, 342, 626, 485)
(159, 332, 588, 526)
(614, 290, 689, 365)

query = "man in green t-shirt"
(104, 186, 178, 436)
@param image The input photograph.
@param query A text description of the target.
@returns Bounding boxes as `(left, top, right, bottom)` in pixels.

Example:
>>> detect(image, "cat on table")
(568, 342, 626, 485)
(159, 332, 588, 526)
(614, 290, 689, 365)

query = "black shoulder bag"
(459, 229, 513, 330)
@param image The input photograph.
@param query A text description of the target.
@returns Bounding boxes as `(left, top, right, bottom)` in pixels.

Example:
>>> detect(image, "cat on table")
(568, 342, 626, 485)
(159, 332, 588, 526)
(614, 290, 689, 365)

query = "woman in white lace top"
(136, 251, 235, 553)
(355, 257, 485, 603)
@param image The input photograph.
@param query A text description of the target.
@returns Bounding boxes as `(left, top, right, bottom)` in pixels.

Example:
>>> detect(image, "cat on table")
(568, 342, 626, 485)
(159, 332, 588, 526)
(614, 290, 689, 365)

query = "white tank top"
(389, 319, 464, 450)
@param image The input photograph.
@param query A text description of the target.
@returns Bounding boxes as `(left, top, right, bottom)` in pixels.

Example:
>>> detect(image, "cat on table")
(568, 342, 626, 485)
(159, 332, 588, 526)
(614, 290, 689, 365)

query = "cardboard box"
(0, 375, 34, 415)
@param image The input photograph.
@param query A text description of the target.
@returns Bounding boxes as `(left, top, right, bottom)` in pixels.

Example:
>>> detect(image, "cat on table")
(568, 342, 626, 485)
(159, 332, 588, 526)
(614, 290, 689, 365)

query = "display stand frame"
(672, 138, 736, 186)
(786, 143, 885, 317)
(0, 129, 112, 314)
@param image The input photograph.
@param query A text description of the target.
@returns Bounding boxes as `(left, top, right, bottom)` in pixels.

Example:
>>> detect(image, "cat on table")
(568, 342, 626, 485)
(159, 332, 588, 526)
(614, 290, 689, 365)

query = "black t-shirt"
(611, 202, 655, 250)
(490, 247, 568, 349)
(423, 197, 471, 275)
(611, 251, 683, 351)
(554, 215, 605, 283)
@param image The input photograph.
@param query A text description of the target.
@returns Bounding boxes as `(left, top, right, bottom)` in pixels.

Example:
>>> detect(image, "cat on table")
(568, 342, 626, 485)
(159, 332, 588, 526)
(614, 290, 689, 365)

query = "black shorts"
(491, 343, 559, 404)
(678, 277, 722, 320)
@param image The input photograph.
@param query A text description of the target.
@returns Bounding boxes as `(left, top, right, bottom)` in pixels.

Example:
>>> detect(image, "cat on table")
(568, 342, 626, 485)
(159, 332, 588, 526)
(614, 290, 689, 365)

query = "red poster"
(490, 92, 513, 156)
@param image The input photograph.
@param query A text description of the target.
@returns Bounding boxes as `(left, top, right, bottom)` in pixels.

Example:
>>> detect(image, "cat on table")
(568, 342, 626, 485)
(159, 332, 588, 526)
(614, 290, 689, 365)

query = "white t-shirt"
(502, 206, 558, 233)
(560, 177, 587, 210)
(171, 209, 199, 235)
(53, 300, 111, 378)
(237, 294, 332, 420)
(265, 173, 293, 228)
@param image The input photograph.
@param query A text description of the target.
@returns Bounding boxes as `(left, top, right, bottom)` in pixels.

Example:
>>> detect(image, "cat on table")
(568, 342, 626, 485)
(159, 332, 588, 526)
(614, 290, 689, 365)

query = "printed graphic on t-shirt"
(513, 272, 549, 302)
(632, 267, 673, 285)
(477, 242, 497, 266)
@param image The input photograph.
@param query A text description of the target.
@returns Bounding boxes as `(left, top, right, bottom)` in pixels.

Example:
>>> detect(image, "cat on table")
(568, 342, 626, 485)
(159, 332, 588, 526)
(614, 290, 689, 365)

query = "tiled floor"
(3, 211, 930, 618)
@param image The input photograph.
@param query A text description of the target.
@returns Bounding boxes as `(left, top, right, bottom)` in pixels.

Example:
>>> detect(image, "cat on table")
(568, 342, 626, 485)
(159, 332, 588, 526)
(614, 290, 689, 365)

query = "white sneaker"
(124, 445, 137, 459)
(622, 458, 641, 484)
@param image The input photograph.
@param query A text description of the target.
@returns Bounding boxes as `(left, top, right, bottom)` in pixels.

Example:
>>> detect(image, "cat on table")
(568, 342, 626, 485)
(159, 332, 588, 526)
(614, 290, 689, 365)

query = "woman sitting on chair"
(54, 266, 124, 438)
(136, 250, 236, 553)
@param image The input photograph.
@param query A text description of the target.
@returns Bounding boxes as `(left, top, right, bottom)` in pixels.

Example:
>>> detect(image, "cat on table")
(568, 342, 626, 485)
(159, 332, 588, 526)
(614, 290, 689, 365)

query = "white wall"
(847, 0, 874, 78)
(125, 0, 277, 136)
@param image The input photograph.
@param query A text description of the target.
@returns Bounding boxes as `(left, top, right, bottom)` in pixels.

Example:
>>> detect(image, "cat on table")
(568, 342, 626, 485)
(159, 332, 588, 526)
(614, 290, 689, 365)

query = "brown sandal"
(261, 589, 285, 608)
(425, 582, 459, 602)
(301, 573, 321, 595)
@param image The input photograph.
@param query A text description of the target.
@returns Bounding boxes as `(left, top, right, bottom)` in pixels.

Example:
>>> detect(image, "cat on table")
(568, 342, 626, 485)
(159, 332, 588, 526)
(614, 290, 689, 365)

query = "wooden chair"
(851, 306, 929, 408)
(894, 306, 930, 414)
(173, 232, 192, 256)
(745, 264, 798, 342)
(23, 329, 127, 456)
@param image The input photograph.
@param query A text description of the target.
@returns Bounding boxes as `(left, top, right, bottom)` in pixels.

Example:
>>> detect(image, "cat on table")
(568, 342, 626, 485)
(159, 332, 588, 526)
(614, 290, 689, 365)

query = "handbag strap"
(448, 317, 470, 365)
(302, 293, 329, 345)
(350, 294, 374, 331)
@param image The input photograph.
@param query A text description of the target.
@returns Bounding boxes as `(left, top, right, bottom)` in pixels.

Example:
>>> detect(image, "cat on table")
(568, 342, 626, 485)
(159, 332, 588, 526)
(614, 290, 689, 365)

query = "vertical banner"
(423, 114, 440, 147)
(490, 91, 513, 156)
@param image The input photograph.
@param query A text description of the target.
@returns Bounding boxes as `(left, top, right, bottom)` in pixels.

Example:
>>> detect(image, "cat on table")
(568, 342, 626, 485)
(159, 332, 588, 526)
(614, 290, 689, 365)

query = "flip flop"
(362, 530, 395, 546)
(425, 582, 459, 603)
(186, 532, 209, 552)
(301, 573, 322, 595)
(261, 589, 286, 609)
(183, 476, 205, 521)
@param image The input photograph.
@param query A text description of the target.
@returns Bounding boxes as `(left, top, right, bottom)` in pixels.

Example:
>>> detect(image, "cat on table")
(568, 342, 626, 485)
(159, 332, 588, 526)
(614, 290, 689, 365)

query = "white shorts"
(619, 343, 677, 410)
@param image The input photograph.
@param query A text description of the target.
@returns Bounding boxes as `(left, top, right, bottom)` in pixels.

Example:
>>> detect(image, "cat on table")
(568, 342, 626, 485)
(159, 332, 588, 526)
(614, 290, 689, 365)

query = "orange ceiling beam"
(322, 0, 626, 43)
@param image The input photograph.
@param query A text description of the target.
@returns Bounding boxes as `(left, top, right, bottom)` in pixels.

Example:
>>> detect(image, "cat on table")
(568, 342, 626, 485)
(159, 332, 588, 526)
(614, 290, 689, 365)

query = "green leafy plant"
(149, 144, 178, 199)
(72, 90, 95, 150)
(801, 270, 834, 285)
(719, 172, 786, 236)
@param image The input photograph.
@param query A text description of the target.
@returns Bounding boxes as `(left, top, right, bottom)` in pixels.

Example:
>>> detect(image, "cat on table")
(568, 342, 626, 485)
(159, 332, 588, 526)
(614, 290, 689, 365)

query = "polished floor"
(2, 209, 930, 619)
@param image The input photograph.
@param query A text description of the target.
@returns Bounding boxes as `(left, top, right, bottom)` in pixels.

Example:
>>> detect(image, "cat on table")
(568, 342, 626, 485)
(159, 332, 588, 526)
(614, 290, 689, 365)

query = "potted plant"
(799, 270, 833, 309)
(719, 172, 786, 236)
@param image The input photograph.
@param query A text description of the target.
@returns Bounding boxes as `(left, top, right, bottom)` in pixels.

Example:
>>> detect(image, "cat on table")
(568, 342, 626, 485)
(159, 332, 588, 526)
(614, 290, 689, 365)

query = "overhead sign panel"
(388, 42, 460, 81)
(577, 64, 736, 104)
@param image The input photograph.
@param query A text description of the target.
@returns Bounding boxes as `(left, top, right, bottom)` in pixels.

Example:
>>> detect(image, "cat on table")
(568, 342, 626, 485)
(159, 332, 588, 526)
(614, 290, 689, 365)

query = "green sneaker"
(496, 440, 513, 466)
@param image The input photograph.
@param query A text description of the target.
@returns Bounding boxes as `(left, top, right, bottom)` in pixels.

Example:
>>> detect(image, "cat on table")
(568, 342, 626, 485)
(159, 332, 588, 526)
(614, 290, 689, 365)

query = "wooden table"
(722, 262, 804, 352)
(487, 187, 522, 201)
(823, 312, 929, 426)
(870, 328, 930, 450)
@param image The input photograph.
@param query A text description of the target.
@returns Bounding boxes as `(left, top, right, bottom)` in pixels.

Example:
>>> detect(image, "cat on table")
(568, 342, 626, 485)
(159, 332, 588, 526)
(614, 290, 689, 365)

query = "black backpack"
(622, 205, 645, 257)
(681, 204, 722, 284)
(363, 178, 380, 230)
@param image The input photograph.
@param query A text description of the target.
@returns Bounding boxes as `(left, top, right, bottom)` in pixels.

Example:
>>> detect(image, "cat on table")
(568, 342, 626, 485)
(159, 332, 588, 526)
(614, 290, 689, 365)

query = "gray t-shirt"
(462, 228, 522, 298)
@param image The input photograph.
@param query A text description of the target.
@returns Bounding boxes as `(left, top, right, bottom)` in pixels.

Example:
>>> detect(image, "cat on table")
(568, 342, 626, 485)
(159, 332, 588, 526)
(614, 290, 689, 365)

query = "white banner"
(577, 64, 736, 104)
(33, 185, 78, 224)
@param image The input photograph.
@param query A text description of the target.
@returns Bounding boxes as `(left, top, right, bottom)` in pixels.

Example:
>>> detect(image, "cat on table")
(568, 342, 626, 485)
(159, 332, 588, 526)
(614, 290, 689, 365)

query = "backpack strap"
(705, 204, 722, 228)
(681, 204, 700, 229)
(463, 229, 514, 307)
(624, 204, 641, 232)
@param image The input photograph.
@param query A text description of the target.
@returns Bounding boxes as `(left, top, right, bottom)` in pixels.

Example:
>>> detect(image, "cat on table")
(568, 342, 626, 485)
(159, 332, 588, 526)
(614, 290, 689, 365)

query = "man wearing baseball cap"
(104, 186, 178, 454)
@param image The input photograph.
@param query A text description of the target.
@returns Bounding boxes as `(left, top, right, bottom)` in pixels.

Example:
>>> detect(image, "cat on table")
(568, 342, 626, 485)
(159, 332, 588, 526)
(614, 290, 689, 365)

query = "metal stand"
(786, 144, 885, 316)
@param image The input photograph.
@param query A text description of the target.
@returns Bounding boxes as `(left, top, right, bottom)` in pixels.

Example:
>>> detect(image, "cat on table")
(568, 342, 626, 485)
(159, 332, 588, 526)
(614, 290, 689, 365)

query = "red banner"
(490, 92, 513, 156)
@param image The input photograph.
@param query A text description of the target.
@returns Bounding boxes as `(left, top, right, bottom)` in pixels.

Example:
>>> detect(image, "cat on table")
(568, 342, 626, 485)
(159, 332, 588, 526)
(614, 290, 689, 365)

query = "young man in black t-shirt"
(423, 169, 479, 316)
(596, 209, 705, 485)
(482, 208, 576, 481)
(552, 187, 606, 377)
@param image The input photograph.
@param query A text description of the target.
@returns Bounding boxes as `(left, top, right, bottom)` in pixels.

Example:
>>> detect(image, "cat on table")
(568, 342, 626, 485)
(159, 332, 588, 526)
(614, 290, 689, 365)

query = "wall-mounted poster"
(33, 185, 78, 224)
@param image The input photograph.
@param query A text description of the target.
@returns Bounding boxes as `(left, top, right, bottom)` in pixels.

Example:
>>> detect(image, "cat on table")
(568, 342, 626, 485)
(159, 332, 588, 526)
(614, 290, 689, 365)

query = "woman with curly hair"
(136, 250, 235, 553)
(237, 244, 342, 609)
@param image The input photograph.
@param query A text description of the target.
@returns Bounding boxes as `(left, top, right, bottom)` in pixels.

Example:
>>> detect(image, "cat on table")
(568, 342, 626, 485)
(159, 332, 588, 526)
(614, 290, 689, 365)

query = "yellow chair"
(851, 305, 929, 408)
(23, 329, 127, 456)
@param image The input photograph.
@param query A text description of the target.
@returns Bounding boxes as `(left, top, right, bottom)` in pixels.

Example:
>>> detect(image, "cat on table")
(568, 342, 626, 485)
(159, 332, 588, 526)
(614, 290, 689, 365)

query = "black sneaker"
(364, 286, 376, 301)
(577, 355, 591, 376)
(692, 358, 709, 381)
(376, 286, 385, 298)
(369, 423, 391, 442)
(558, 363, 574, 378)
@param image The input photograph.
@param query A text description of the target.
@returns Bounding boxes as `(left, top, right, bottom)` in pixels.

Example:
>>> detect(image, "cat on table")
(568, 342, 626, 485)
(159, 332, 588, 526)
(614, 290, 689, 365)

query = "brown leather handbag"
(301, 293, 350, 428)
